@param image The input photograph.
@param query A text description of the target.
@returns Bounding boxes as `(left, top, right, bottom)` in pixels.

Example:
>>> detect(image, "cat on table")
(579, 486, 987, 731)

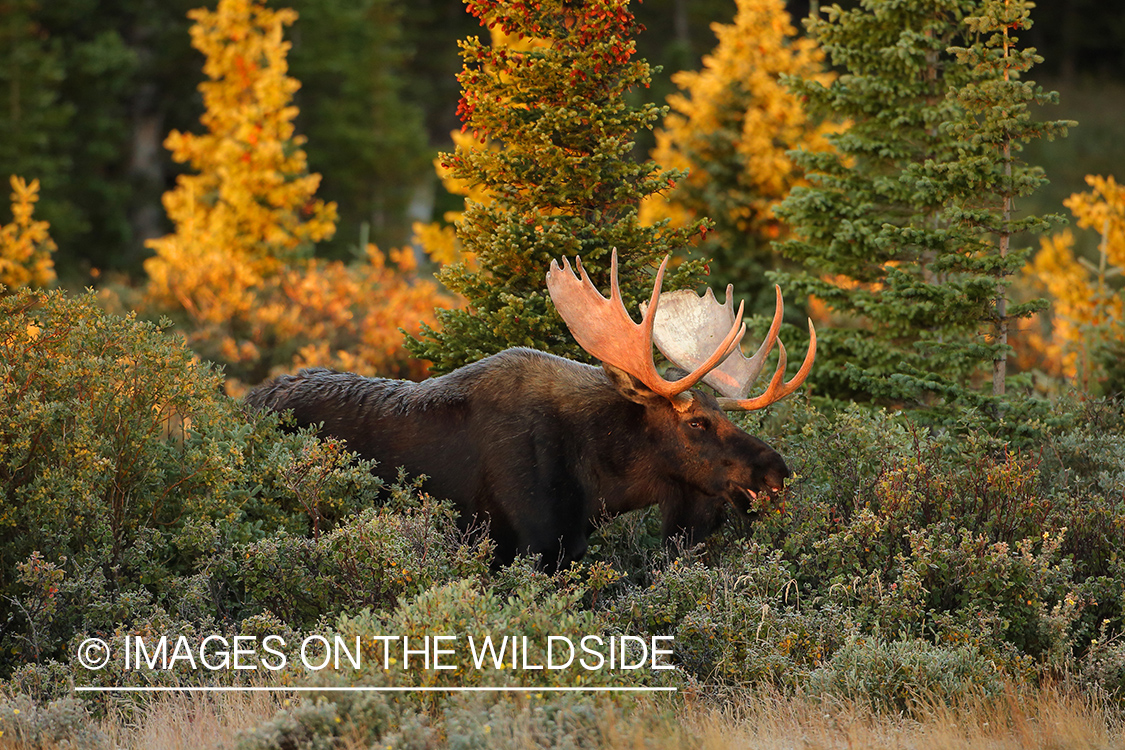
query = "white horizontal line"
(75, 686, 677, 693)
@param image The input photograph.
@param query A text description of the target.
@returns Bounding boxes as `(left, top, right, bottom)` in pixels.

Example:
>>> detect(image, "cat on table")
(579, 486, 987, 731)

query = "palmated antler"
(645, 284, 816, 411)
(546, 248, 746, 405)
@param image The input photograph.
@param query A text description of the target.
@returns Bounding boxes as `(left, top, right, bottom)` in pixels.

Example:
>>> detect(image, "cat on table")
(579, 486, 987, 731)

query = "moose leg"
(477, 422, 590, 572)
(517, 521, 587, 574)
(492, 481, 588, 573)
(472, 475, 584, 571)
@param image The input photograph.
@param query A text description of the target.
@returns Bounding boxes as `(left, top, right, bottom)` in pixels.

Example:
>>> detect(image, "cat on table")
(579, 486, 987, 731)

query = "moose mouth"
(733, 483, 786, 517)
(739, 480, 785, 501)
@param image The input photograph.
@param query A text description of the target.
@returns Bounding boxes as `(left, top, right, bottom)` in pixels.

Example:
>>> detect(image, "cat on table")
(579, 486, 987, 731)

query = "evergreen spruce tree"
(0, 1, 75, 250)
(946, 0, 1073, 396)
(289, 0, 430, 254)
(775, 0, 1068, 411)
(406, 0, 708, 373)
(28, 0, 197, 272)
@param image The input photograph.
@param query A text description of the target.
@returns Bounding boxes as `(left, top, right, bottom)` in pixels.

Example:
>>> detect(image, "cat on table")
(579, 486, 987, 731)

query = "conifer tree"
(947, 0, 1073, 396)
(406, 0, 708, 373)
(643, 0, 837, 312)
(0, 176, 57, 290)
(775, 0, 1068, 410)
(0, 2, 74, 250)
(288, 0, 430, 253)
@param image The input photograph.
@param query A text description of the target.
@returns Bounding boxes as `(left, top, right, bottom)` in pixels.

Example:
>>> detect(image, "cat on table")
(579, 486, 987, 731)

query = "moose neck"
(551, 369, 682, 519)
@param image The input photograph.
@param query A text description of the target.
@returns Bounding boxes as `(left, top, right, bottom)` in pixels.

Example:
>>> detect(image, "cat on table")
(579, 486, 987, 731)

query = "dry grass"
(2, 684, 1121, 749)
(99, 691, 287, 750)
(685, 685, 1125, 750)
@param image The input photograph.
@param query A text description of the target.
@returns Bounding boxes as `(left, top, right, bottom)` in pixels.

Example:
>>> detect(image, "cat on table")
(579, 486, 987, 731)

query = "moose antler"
(546, 249, 746, 406)
(646, 284, 816, 411)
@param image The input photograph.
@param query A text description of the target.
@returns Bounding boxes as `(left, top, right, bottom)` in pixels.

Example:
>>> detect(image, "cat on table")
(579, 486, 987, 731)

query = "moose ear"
(602, 362, 663, 405)
(603, 363, 693, 408)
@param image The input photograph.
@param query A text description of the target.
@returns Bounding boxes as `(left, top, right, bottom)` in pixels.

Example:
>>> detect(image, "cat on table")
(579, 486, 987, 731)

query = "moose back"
(245, 252, 815, 571)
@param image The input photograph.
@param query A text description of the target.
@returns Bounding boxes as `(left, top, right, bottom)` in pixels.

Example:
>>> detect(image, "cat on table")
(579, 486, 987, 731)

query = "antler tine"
(649, 283, 816, 410)
(739, 285, 785, 395)
(546, 248, 747, 404)
(717, 318, 817, 411)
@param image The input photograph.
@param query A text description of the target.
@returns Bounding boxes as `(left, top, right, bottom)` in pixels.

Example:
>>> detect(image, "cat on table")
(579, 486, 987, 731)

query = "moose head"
(546, 248, 816, 544)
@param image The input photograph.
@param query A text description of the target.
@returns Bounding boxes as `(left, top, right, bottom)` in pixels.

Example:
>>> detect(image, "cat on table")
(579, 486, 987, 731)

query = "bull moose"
(245, 250, 815, 571)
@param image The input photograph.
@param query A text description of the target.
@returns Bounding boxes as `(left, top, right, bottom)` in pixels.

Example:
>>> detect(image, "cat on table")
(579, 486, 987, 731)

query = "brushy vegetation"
(1, 286, 1123, 748)
(0, 289, 385, 678)
(2, 0, 1123, 745)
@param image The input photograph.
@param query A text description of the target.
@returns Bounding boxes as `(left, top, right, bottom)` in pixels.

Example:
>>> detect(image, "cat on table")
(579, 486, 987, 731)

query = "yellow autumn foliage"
(218, 245, 455, 395)
(642, 0, 838, 237)
(144, 0, 337, 323)
(0, 176, 56, 291)
(1025, 175, 1125, 382)
(1066, 175, 1125, 268)
(142, 0, 454, 390)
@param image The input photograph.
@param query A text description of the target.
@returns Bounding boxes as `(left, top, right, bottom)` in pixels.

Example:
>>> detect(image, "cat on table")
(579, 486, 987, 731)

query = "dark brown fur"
(245, 347, 790, 571)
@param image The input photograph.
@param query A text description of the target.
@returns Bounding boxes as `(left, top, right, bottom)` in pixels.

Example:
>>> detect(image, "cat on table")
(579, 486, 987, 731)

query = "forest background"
(5, 0, 1125, 282)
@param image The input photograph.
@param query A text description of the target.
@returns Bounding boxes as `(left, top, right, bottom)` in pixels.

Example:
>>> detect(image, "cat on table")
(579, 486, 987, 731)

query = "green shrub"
(236, 691, 437, 750)
(1077, 621, 1125, 701)
(237, 691, 636, 750)
(319, 572, 624, 691)
(210, 496, 493, 629)
(0, 289, 383, 676)
(583, 506, 666, 592)
(233, 565, 654, 748)
(612, 541, 852, 687)
(441, 693, 605, 750)
(806, 637, 1005, 712)
(234, 698, 344, 750)
(600, 399, 1125, 699)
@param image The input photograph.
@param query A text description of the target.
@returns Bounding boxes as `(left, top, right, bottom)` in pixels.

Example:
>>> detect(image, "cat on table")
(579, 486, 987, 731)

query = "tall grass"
(687, 685, 1125, 750)
(1, 684, 1114, 750)
(103, 693, 288, 750)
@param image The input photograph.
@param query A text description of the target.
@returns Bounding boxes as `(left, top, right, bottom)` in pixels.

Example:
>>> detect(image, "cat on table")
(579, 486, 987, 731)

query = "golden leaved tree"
(0, 176, 56, 291)
(145, 0, 336, 320)
(145, 0, 451, 391)
(642, 0, 838, 308)
(1025, 175, 1125, 389)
